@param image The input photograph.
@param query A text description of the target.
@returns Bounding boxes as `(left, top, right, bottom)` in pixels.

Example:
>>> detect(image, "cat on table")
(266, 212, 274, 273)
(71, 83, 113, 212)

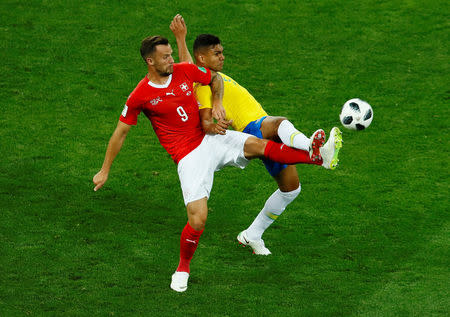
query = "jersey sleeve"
(195, 84, 213, 109)
(119, 92, 142, 125)
(179, 62, 212, 85)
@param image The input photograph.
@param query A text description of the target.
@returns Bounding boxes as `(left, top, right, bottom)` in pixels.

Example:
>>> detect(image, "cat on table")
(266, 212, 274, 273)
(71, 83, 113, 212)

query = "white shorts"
(177, 130, 251, 205)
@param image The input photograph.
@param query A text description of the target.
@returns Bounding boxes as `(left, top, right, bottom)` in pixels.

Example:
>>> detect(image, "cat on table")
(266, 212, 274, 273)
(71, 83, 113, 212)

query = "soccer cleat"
(237, 230, 272, 255)
(170, 271, 189, 292)
(309, 129, 326, 161)
(320, 127, 343, 170)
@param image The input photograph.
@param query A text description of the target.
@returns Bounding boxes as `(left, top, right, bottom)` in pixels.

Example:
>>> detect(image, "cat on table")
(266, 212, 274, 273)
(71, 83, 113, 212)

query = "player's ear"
(146, 56, 154, 65)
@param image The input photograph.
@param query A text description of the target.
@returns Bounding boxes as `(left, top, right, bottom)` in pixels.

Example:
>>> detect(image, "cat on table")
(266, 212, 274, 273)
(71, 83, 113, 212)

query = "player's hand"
(170, 14, 187, 39)
(93, 170, 108, 191)
(213, 119, 232, 135)
(212, 104, 226, 121)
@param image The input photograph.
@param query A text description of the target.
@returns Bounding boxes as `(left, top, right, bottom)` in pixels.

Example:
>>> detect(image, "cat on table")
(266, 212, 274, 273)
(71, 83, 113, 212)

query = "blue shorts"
(243, 116, 288, 177)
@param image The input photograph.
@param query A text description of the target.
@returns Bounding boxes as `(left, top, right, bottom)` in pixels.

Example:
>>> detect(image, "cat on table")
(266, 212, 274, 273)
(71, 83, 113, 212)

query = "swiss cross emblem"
(150, 96, 163, 105)
(180, 82, 189, 92)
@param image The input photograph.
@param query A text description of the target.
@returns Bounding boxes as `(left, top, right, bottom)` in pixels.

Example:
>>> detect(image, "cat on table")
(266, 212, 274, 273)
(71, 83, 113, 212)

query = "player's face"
(201, 44, 225, 72)
(149, 44, 174, 76)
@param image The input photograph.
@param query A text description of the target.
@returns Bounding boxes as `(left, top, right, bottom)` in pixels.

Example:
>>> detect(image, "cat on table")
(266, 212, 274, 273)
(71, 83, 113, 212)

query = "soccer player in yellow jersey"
(170, 15, 342, 255)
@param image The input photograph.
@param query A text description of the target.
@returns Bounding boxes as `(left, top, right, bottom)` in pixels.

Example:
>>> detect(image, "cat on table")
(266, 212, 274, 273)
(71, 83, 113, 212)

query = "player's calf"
(244, 135, 323, 166)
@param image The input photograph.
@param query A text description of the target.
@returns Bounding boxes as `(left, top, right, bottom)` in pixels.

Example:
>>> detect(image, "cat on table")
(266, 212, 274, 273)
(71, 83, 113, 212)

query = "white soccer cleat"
(320, 127, 343, 170)
(309, 129, 326, 161)
(237, 230, 271, 255)
(170, 271, 189, 292)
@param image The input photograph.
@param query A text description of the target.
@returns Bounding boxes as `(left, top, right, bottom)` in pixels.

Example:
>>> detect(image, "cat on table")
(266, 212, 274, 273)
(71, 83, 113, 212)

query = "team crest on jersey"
(150, 96, 163, 105)
(179, 82, 189, 92)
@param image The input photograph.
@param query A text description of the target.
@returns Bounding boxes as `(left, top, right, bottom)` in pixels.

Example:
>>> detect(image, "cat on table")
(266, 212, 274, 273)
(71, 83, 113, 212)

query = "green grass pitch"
(1, 0, 449, 315)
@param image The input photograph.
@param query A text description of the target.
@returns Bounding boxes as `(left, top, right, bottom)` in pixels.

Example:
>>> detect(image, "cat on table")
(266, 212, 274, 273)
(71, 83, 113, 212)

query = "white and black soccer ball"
(339, 98, 373, 130)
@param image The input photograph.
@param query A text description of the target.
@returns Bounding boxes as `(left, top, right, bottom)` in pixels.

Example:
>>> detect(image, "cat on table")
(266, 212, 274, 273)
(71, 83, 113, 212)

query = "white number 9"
(176, 106, 188, 122)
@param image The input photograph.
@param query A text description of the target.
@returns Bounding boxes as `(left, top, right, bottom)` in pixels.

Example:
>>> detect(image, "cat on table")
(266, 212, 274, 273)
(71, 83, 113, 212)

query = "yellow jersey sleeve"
(196, 84, 213, 109)
(195, 72, 267, 132)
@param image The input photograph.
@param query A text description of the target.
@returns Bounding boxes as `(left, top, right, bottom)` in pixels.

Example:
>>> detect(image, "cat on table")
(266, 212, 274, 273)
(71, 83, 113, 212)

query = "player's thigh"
(177, 139, 215, 205)
(273, 165, 300, 192)
(214, 131, 252, 167)
(186, 197, 208, 231)
(260, 116, 287, 140)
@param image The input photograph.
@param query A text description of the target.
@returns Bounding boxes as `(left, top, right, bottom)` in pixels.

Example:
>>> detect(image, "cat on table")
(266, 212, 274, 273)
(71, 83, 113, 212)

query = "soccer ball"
(339, 98, 373, 130)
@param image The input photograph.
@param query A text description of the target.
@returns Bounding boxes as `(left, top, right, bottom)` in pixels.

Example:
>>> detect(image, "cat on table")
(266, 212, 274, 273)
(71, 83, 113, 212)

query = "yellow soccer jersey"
(195, 72, 268, 132)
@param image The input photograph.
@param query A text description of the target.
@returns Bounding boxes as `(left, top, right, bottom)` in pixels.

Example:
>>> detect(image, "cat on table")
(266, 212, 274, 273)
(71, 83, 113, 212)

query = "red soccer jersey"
(120, 63, 211, 163)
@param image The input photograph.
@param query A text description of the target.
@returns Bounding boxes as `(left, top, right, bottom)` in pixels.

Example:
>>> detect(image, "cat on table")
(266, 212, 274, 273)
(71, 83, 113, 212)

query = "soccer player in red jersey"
(93, 36, 329, 292)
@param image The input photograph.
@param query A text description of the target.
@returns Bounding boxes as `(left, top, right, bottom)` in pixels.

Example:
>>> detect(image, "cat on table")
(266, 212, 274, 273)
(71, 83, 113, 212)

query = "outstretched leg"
(261, 117, 325, 160)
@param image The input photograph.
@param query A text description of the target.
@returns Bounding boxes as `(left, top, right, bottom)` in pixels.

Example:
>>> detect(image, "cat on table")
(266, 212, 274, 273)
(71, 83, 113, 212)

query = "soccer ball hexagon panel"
(339, 98, 373, 130)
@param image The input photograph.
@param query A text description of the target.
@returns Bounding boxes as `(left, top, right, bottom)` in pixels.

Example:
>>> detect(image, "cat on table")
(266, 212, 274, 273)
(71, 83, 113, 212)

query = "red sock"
(176, 222, 204, 273)
(264, 140, 322, 165)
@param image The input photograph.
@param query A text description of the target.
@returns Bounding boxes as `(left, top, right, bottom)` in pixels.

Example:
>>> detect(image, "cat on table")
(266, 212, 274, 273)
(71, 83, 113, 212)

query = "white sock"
(246, 186, 301, 241)
(277, 120, 310, 151)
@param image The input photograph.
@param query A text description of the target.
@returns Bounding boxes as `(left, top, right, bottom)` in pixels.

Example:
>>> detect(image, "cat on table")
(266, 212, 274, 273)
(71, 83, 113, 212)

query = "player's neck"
(146, 71, 171, 86)
(197, 62, 219, 73)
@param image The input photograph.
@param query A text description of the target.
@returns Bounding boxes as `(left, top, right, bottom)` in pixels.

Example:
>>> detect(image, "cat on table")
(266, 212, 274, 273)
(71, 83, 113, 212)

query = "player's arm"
(170, 14, 194, 64)
(209, 70, 226, 120)
(93, 120, 131, 191)
(199, 108, 231, 135)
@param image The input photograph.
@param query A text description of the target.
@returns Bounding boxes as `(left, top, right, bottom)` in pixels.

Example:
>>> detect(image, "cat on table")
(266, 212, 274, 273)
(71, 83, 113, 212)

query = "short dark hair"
(140, 36, 169, 62)
(193, 34, 221, 53)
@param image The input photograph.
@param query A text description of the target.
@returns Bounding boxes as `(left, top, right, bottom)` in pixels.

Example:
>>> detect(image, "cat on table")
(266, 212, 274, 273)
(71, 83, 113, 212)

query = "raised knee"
(189, 217, 207, 231)
(276, 117, 288, 125)
(244, 137, 268, 159)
